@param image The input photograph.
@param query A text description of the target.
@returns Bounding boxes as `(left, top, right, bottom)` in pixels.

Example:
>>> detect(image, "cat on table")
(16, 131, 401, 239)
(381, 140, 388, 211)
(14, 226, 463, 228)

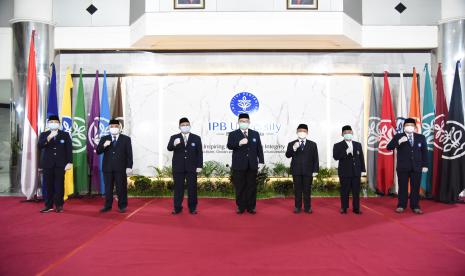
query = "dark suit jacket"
(38, 130, 72, 169)
(167, 133, 203, 173)
(227, 129, 264, 171)
(285, 139, 319, 176)
(96, 134, 133, 173)
(333, 140, 366, 177)
(387, 133, 428, 172)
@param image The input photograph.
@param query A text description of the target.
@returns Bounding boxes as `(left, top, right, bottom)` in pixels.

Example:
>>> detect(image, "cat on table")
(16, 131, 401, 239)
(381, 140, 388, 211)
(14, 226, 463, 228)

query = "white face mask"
(297, 132, 307, 139)
(180, 126, 191, 133)
(404, 126, 415, 134)
(109, 127, 120, 135)
(48, 122, 60, 130)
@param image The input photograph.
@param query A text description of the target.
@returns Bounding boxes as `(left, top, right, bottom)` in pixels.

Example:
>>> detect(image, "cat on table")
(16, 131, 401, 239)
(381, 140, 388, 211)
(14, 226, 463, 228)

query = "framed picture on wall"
(287, 0, 318, 10)
(174, 0, 205, 9)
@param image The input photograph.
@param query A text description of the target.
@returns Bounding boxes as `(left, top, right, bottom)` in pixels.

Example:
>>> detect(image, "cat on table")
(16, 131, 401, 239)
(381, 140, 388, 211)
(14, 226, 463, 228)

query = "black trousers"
(397, 171, 421, 209)
(292, 175, 313, 210)
(232, 169, 258, 211)
(173, 171, 198, 211)
(43, 168, 65, 208)
(103, 172, 128, 209)
(339, 177, 361, 211)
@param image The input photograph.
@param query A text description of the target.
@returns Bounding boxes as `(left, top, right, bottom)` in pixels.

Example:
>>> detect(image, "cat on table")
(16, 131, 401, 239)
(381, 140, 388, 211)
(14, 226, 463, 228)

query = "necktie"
(112, 136, 117, 146)
(408, 135, 413, 146)
(183, 134, 187, 146)
(243, 131, 248, 138)
(299, 140, 304, 150)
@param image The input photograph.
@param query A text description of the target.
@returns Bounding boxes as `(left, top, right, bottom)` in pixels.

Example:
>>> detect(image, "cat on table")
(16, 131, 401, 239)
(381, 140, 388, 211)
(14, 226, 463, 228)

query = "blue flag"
(99, 71, 111, 194)
(420, 64, 435, 195)
(47, 63, 58, 118)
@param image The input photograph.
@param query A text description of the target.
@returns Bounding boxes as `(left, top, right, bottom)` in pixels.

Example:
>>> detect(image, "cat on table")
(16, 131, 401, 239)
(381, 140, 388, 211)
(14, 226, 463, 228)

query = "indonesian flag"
(377, 71, 396, 195)
(21, 31, 39, 200)
(409, 67, 422, 132)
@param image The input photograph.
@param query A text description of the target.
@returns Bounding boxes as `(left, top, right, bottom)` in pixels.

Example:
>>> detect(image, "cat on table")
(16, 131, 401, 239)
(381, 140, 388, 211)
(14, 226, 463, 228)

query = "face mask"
(297, 132, 307, 139)
(404, 126, 415, 133)
(239, 123, 249, 130)
(109, 127, 120, 135)
(343, 133, 353, 141)
(180, 126, 191, 133)
(48, 122, 60, 130)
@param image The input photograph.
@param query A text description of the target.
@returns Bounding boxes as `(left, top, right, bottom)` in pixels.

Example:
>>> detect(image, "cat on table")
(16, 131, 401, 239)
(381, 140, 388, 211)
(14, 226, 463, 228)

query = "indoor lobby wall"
(56, 51, 431, 176)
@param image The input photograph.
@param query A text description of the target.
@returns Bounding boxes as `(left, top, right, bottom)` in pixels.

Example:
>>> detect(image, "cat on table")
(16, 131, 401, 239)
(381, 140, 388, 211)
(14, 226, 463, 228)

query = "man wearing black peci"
(285, 124, 319, 214)
(387, 118, 428, 214)
(333, 125, 366, 215)
(227, 113, 264, 214)
(96, 119, 133, 213)
(38, 115, 73, 213)
(167, 117, 203, 215)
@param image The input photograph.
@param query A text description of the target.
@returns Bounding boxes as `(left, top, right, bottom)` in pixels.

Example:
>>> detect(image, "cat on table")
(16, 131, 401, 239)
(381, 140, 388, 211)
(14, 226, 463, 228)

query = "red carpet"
(1, 197, 464, 276)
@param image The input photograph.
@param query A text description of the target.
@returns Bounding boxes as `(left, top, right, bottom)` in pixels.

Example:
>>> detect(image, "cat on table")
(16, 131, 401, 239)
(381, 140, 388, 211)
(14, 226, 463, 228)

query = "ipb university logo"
(230, 92, 259, 116)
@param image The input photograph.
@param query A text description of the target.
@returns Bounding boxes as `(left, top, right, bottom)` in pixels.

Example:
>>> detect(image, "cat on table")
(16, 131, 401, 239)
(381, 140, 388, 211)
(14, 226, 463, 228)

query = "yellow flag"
(61, 68, 74, 200)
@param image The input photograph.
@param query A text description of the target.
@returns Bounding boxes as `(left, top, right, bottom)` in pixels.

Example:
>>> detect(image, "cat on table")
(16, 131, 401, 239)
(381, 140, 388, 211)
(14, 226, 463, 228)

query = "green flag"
(420, 63, 435, 195)
(72, 68, 89, 194)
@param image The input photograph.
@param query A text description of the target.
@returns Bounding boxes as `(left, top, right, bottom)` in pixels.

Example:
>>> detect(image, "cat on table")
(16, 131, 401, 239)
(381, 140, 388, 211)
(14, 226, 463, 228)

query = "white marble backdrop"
(122, 75, 365, 176)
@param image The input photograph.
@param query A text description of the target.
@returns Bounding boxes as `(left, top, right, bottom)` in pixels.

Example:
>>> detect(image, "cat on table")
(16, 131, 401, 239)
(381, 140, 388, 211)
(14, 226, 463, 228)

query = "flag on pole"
(367, 74, 380, 191)
(420, 64, 435, 195)
(409, 67, 422, 132)
(432, 64, 448, 199)
(99, 71, 111, 194)
(87, 71, 101, 193)
(439, 61, 465, 203)
(21, 30, 39, 200)
(46, 63, 58, 118)
(393, 71, 408, 194)
(112, 77, 124, 126)
(72, 68, 89, 194)
(61, 68, 74, 200)
(377, 71, 396, 195)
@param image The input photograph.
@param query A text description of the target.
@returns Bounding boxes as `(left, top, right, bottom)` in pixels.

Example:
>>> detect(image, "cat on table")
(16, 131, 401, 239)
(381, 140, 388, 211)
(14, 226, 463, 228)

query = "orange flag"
(409, 67, 422, 133)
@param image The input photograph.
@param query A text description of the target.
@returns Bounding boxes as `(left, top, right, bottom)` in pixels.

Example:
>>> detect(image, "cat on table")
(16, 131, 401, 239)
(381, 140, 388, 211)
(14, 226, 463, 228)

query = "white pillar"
(10, 0, 54, 194)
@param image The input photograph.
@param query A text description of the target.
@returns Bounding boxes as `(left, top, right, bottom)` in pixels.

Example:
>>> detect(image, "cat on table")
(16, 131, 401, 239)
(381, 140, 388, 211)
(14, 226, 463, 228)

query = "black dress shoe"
(236, 208, 245, 214)
(171, 209, 182, 215)
(100, 207, 112, 213)
(304, 208, 313, 214)
(189, 209, 198, 215)
(353, 209, 362, 215)
(294, 208, 302, 214)
(247, 209, 256, 214)
(118, 208, 127, 213)
(340, 208, 347, 214)
(40, 207, 54, 213)
(55, 206, 64, 213)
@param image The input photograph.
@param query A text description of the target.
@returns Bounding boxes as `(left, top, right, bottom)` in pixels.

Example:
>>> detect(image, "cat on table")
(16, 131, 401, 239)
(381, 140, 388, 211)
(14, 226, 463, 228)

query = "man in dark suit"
(96, 119, 133, 213)
(333, 125, 366, 215)
(387, 118, 428, 214)
(167, 117, 203, 215)
(285, 124, 319, 213)
(38, 115, 73, 213)
(227, 113, 264, 214)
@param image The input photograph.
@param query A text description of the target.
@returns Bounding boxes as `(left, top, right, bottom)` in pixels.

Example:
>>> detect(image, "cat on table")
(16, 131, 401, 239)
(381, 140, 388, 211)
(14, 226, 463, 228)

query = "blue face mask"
(48, 122, 60, 130)
(239, 123, 249, 130)
(343, 133, 353, 141)
(180, 126, 191, 133)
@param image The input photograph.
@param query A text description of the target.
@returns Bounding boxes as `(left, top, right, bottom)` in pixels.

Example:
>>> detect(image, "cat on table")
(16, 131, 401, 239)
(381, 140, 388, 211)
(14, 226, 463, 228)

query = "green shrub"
(272, 180, 294, 196)
(272, 162, 290, 177)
